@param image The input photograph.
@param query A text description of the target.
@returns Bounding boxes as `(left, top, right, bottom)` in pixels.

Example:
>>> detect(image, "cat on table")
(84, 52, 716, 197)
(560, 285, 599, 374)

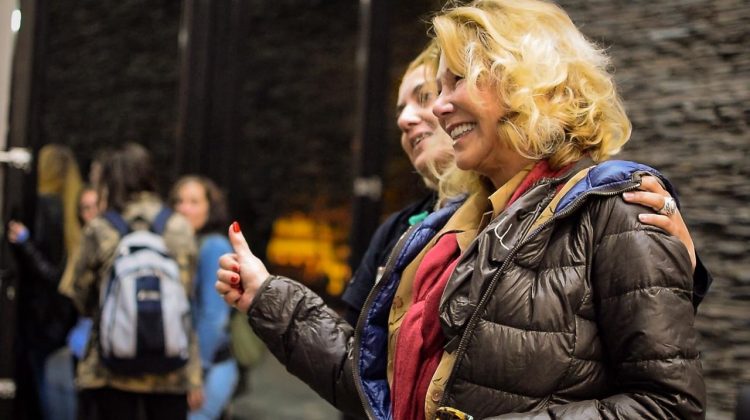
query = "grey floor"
(229, 352, 341, 420)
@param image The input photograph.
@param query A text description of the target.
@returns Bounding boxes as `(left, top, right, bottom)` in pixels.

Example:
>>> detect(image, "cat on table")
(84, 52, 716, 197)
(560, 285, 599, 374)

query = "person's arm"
(216, 224, 365, 417)
(247, 275, 364, 417)
(624, 175, 695, 268)
(591, 198, 704, 418)
(194, 236, 233, 367)
(623, 175, 713, 312)
(8, 218, 67, 289)
(11, 227, 65, 287)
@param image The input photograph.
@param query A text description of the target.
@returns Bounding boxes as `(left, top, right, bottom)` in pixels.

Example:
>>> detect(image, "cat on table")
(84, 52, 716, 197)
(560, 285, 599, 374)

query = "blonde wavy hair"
(405, 40, 440, 77)
(431, 0, 632, 170)
(37, 144, 83, 260)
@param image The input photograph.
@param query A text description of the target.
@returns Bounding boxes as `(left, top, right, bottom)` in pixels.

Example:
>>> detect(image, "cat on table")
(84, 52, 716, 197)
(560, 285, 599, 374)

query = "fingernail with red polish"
(232, 264, 240, 273)
(232, 221, 240, 233)
(230, 274, 239, 284)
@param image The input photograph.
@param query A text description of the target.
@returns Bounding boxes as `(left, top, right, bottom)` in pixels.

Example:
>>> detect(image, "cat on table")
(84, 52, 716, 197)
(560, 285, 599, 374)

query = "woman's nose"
(397, 105, 421, 131)
(432, 94, 453, 118)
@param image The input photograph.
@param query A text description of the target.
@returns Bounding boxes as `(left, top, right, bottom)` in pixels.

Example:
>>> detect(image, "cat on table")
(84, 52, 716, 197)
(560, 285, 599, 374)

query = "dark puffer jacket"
(438, 160, 704, 418)
(245, 160, 705, 419)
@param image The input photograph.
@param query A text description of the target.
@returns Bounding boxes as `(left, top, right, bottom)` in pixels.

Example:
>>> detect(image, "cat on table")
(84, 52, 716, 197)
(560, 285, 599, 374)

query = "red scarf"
(508, 159, 574, 205)
(391, 160, 571, 420)
(391, 232, 460, 420)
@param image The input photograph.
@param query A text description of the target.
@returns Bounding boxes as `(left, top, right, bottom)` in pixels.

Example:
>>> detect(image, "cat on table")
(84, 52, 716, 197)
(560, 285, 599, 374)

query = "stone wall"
(557, 1, 749, 418)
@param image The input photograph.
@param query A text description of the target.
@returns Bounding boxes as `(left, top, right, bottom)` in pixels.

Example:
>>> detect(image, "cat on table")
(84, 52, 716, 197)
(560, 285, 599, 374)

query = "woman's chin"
(454, 157, 476, 172)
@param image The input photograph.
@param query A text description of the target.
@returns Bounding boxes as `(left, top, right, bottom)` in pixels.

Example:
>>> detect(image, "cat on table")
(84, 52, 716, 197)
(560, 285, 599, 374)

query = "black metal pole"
(175, 0, 214, 177)
(349, 0, 389, 270)
(175, 0, 242, 194)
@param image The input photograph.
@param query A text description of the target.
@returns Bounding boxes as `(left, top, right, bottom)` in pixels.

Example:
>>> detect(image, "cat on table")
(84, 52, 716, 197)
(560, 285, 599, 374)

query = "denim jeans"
(188, 359, 239, 420)
(44, 347, 77, 420)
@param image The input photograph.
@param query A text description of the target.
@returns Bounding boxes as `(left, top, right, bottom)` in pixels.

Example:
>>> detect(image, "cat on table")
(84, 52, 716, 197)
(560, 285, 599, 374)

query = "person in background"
(170, 175, 239, 420)
(217, 1, 705, 417)
(7, 144, 82, 420)
(61, 143, 201, 420)
(60, 184, 101, 375)
(60, 164, 107, 369)
(77, 185, 100, 227)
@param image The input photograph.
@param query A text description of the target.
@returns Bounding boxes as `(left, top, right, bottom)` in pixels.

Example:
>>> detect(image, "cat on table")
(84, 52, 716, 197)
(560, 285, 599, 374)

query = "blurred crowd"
(7, 143, 262, 420)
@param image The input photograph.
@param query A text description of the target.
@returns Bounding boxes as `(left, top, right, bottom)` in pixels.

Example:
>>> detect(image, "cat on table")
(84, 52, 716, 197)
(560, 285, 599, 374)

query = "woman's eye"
(418, 92, 433, 106)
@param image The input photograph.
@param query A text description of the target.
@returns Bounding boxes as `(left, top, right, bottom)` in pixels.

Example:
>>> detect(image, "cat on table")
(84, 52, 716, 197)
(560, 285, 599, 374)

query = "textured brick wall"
(557, 1, 749, 418)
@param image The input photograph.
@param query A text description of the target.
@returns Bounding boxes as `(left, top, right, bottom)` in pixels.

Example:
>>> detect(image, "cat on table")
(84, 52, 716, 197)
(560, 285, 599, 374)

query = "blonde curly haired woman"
(217, 2, 706, 418)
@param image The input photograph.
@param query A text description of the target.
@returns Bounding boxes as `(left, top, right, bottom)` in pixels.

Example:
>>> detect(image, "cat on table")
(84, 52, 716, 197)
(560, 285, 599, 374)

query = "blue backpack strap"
(103, 210, 130, 237)
(151, 207, 173, 235)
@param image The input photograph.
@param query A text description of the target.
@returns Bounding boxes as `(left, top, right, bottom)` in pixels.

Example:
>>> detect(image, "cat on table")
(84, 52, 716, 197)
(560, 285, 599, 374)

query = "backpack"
(99, 208, 191, 374)
(229, 309, 266, 370)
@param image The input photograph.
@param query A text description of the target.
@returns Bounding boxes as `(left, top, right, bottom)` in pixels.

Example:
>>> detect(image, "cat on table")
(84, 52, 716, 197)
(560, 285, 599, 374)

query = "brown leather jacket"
(245, 160, 705, 419)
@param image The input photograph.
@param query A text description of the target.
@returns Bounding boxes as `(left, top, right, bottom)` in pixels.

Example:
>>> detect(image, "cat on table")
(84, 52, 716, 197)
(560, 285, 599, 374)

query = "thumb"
(228, 221, 254, 262)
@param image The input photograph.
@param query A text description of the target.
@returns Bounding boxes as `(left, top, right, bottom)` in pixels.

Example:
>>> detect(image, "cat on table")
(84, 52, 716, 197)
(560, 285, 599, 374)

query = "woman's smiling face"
(396, 65, 454, 179)
(432, 54, 529, 187)
(174, 180, 210, 232)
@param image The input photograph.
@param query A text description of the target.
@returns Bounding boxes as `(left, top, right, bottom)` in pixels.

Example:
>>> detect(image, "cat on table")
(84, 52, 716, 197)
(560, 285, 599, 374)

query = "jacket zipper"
(438, 179, 643, 410)
(352, 222, 422, 419)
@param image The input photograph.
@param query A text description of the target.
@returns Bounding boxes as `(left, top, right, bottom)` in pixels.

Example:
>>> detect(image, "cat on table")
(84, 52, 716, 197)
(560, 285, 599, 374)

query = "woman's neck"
(487, 157, 537, 189)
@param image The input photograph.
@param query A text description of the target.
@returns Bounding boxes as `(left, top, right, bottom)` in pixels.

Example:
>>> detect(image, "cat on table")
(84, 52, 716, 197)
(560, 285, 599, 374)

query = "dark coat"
(438, 160, 705, 419)
(246, 160, 705, 419)
(13, 195, 77, 356)
(342, 193, 437, 326)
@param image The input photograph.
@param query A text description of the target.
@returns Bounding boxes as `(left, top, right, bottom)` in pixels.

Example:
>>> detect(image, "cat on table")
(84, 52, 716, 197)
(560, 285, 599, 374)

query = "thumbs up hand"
(215, 221, 270, 313)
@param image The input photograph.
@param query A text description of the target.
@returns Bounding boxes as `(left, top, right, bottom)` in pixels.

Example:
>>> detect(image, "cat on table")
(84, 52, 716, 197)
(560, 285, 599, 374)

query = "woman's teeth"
(450, 123, 476, 140)
(413, 132, 431, 147)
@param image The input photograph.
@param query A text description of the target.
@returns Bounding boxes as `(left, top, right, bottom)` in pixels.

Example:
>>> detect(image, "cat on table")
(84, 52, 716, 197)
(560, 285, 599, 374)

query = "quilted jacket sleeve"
(246, 275, 366, 418)
(489, 196, 705, 420)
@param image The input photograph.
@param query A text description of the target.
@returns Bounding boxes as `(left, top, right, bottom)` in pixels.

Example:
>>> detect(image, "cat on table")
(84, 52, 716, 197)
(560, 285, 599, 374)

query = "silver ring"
(659, 196, 677, 216)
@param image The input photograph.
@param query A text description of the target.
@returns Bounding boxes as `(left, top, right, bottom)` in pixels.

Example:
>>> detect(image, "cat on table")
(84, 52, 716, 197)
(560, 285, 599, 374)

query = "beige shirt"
(60, 192, 201, 393)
